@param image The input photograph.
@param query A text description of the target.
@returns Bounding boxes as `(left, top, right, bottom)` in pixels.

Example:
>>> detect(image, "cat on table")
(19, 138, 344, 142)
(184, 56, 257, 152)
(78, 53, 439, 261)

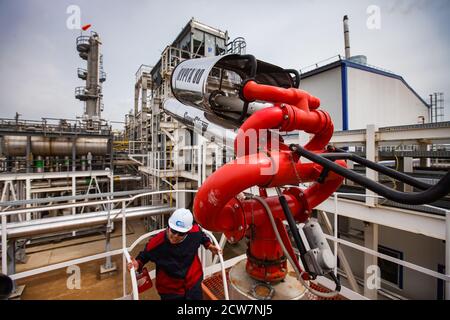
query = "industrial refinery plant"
(0, 3, 449, 304)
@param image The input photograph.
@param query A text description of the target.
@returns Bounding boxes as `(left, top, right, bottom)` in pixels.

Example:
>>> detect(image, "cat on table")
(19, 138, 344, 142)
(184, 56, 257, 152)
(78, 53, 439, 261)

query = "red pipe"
(236, 80, 334, 155)
(193, 80, 346, 282)
(243, 80, 320, 111)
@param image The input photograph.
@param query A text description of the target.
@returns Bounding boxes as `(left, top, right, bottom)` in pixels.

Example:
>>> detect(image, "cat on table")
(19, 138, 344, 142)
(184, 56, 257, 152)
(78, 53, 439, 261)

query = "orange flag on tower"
(81, 24, 91, 31)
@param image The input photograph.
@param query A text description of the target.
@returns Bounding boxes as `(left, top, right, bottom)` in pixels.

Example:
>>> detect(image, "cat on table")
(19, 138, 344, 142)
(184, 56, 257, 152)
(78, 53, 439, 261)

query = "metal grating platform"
(202, 269, 345, 300)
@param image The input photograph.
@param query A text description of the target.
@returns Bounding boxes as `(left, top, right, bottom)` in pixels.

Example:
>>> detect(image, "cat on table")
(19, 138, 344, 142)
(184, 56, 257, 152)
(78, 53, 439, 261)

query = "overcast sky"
(0, 0, 449, 129)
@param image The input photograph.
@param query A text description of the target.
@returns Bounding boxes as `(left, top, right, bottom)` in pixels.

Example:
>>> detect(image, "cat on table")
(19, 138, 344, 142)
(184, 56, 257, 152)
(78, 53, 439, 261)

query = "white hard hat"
(168, 208, 193, 233)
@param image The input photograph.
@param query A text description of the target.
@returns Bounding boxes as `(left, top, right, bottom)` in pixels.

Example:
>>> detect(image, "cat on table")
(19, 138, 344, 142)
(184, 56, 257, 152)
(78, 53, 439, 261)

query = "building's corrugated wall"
(347, 67, 429, 130)
(300, 67, 344, 130)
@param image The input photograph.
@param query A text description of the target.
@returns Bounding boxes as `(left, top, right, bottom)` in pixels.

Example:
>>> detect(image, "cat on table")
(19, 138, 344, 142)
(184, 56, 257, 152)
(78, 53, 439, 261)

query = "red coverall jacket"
(135, 224, 212, 296)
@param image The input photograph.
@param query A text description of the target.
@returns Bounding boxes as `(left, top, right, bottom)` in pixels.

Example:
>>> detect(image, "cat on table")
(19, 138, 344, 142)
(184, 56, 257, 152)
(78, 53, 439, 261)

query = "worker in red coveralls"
(128, 208, 221, 300)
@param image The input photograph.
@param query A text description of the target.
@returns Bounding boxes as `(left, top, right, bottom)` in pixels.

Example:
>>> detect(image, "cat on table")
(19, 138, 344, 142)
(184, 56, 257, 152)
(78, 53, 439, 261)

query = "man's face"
(167, 227, 187, 244)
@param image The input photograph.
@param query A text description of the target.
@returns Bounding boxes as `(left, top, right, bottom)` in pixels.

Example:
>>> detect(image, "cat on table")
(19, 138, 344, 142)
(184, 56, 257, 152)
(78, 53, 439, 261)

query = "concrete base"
(9, 285, 26, 300)
(99, 262, 117, 276)
(228, 259, 308, 300)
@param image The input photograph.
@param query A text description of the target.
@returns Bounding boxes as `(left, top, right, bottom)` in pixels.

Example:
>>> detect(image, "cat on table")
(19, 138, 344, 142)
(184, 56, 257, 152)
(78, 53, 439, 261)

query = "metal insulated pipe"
(0, 136, 109, 156)
(343, 15, 351, 59)
(3, 205, 174, 239)
(163, 98, 237, 147)
(30, 175, 141, 188)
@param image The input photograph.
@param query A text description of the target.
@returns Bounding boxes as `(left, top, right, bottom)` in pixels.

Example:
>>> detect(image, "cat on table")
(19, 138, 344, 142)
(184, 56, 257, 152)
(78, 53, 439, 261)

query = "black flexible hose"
(329, 272, 341, 293)
(236, 55, 257, 123)
(284, 69, 301, 88)
(275, 188, 312, 276)
(290, 144, 450, 205)
(240, 54, 257, 78)
(322, 147, 432, 190)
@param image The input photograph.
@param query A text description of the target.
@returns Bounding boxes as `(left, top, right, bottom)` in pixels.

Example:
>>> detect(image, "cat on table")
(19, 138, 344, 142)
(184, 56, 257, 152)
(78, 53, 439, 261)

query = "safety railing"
(127, 140, 149, 157)
(226, 37, 246, 55)
(76, 35, 90, 51)
(1, 189, 230, 300)
(141, 144, 233, 183)
(0, 117, 111, 136)
(318, 191, 450, 300)
(100, 70, 107, 82)
(299, 54, 396, 76)
(135, 64, 152, 83)
(160, 46, 204, 76)
(2, 188, 448, 299)
(77, 68, 87, 79)
(300, 55, 343, 74)
(123, 250, 139, 300)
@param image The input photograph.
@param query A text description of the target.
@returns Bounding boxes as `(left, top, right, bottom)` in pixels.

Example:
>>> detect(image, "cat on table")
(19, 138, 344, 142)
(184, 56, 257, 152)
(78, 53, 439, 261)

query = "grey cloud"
(0, 0, 449, 123)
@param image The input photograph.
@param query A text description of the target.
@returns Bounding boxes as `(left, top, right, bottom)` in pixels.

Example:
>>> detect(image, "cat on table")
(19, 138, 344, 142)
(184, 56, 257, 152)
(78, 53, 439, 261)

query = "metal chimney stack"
(343, 15, 351, 59)
(75, 32, 106, 126)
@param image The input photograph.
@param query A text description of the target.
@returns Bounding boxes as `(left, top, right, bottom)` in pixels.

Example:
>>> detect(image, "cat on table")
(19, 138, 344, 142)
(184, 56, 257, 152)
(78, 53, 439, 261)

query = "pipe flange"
(224, 198, 246, 243)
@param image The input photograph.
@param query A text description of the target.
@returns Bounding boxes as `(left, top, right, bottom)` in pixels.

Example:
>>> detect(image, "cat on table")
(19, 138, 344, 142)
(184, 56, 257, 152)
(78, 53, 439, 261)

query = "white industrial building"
(300, 56, 430, 131)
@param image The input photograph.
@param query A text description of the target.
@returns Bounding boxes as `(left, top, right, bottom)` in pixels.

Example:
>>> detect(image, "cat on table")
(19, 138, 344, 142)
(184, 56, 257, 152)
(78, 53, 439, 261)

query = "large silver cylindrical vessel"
(0, 136, 109, 156)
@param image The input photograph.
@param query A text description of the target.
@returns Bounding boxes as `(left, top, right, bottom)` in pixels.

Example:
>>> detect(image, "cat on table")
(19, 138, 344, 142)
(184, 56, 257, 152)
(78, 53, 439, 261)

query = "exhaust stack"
(343, 15, 351, 59)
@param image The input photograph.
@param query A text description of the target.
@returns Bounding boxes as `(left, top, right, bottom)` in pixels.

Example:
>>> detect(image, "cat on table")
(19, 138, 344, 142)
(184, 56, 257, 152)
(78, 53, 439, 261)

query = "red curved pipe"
(193, 80, 346, 282)
(243, 80, 320, 111)
(236, 81, 334, 156)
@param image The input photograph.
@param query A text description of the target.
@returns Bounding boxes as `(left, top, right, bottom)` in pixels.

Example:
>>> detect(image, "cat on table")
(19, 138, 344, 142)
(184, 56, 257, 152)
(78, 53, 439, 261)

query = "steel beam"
(329, 121, 450, 145)
(0, 170, 112, 181)
(316, 197, 446, 240)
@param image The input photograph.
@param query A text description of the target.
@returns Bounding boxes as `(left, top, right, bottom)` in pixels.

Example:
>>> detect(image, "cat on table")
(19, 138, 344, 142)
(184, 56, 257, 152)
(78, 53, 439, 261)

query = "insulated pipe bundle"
(0, 136, 108, 156)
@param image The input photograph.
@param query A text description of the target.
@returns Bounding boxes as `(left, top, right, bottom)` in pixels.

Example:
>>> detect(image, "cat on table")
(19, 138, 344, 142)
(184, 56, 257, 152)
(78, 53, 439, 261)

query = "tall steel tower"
(75, 31, 106, 128)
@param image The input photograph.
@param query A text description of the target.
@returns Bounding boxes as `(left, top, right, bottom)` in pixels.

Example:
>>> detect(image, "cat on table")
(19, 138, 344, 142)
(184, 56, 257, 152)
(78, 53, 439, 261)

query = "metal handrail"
(74, 86, 88, 96)
(1, 189, 230, 300)
(76, 35, 90, 46)
(202, 229, 230, 299)
(326, 192, 450, 289)
(123, 250, 139, 300)
(77, 68, 87, 77)
(2, 189, 448, 299)
(2, 190, 192, 299)
(0, 190, 196, 217)
(300, 55, 342, 74)
(100, 70, 107, 81)
(226, 37, 246, 55)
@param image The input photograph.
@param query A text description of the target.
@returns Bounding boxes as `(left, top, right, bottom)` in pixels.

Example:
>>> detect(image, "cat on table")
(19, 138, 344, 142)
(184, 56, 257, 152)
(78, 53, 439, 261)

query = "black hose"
(284, 69, 301, 88)
(329, 272, 341, 293)
(237, 101, 250, 123)
(275, 188, 313, 277)
(290, 144, 450, 205)
(235, 55, 257, 123)
(322, 146, 432, 190)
